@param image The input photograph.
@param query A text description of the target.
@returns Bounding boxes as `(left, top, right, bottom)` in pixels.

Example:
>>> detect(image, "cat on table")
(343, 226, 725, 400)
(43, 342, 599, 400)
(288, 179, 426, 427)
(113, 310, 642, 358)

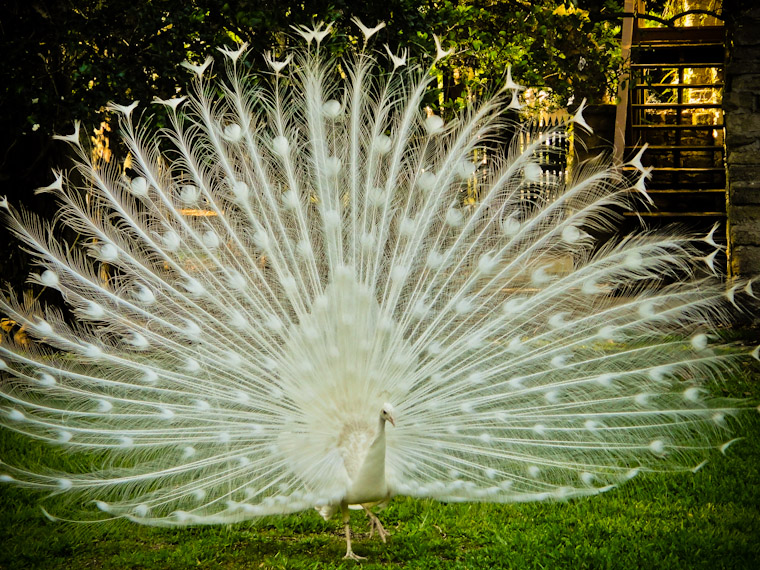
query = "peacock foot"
(344, 550, 367, 561)
(369, 519, 389, 543)
(364, 508, 390, 543)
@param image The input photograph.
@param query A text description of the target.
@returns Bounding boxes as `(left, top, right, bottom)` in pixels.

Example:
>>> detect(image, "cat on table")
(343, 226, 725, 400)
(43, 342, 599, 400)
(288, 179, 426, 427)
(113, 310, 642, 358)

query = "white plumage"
(0, 21, 755, 559)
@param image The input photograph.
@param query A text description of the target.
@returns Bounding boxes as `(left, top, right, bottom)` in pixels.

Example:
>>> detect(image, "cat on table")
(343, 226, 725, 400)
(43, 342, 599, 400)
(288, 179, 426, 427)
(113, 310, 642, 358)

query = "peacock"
(0, 20, 756, 560)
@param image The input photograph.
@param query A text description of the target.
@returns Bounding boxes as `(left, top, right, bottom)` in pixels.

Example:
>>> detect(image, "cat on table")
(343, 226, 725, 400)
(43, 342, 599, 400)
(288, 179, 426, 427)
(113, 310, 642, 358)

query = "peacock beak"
(387, 415, 396, 427)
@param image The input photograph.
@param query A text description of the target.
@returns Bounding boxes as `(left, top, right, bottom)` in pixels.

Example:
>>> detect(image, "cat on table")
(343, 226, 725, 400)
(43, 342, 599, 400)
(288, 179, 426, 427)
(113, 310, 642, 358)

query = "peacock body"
(0, 21, 755, 559)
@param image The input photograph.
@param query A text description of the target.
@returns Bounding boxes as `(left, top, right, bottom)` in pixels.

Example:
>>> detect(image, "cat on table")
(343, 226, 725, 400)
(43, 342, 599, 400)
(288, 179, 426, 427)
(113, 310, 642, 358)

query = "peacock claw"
(363, 506, 389, 543)
(369, 518, 389, 543)
(344, 551, 366, 561)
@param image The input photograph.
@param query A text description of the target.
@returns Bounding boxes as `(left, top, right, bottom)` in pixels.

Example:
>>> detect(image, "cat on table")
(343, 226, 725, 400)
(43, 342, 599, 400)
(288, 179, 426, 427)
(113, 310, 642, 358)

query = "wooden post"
(613, 0, 636, 163)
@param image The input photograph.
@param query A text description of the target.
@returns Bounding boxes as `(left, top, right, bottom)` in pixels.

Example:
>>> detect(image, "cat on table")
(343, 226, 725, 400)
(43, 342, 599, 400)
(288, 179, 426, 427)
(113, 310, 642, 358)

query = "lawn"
(1, 361, 759, 570)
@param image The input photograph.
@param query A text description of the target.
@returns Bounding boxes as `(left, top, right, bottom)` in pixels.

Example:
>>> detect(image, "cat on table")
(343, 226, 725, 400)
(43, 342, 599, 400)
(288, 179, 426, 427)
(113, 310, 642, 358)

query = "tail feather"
(0, 29, 754, 525)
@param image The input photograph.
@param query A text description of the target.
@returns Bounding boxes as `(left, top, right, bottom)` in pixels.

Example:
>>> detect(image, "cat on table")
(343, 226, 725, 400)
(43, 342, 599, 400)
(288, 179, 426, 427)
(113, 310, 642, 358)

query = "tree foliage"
(0, 0, 630, 285)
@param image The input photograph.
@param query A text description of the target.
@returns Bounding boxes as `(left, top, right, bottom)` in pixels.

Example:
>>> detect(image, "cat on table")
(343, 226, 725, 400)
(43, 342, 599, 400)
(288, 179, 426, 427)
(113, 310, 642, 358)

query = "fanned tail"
(0, 28, 755, 527)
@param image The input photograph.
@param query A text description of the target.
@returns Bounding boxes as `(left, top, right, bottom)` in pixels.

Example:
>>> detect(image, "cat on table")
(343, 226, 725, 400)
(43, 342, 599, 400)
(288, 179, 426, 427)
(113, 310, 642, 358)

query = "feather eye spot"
(638, 301, 657, 318)
(426, 250, 444, 269)
(531, 266, 552, 286)
(584, 419, 601, 433)
(130, 177, 149, 196)
(231, 180, 250, 202)
(369, 187, 386, 206)
(180, 184, 200, 204)
(425, 115, 444, 135)
(399, 217, 416, 237)
(182, 319, 202, 339)
(323, 210, 340, 230)
(467, 371, 484, 384)
(412, 300, 430, 319)
(272, 135, 290, 156)
(596, 323, 616, 340)
(134, 504, 150, 517)
(325, 157, 342, 177)
(37, 372, 57, 386)
(57, 430, 73, 443)
(523, 162, 542, 182)
(501, 216, 521, 236)
(477, 253, 498, 273)
(582, 279, 601, 295)
(171, 510, 191, 523)
(445, 208, 463, 227)
(648, 366, 670, 382)
(140, 369, 159, 384)
(634, 393, 651, 406)
(227, 269, 246, 290)
(322, 100, 342, 118)
(683, 387, 701, 403)
(455, 298, 473, 314)
(229, 310, 249, 330)
(550, 354, 569, 368)
(417, 171, 437, 191)
(374, 134, 392, 154)
(223, 123, 242, 142)
(159, 407, 174, 420)
(125, 332, 149, 349)
(624, 251, 643, 269)
(456, 161, 476, 180)
(202, 230, 220, 249)
(134, 284, 156, 304)
(99, 243, 119, 261)
(562, 225, 581, 243)
(691, 333, 708, 350)
(502, 297, 525, 315)
(508, 376, 524, 389)
(79, 343, 103, 358)
(390, 265, 409, 282)
(7, 409, 24, 421)
(282, 190, 299, 209)
(548, 312, 568, 329)
(32, 319, 53, 336)
(649, 439, 665, 455)
(41, 270, 60, 288)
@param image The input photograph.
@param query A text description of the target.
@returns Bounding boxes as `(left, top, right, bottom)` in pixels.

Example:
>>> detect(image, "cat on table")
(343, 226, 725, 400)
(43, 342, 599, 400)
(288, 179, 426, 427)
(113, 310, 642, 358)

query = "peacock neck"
(375, 415, 386, 443)
(368, 416, 387, 472)
(344, 415, 388, 505)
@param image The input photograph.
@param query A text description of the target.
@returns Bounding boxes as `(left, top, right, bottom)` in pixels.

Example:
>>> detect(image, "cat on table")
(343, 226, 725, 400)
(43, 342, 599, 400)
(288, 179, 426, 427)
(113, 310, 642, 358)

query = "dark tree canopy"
(1, 0, 628, 286)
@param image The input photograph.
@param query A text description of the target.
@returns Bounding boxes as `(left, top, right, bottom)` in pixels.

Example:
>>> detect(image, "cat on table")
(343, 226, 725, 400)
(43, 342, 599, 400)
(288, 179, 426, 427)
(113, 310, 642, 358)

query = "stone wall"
(725, 0, 760, 277)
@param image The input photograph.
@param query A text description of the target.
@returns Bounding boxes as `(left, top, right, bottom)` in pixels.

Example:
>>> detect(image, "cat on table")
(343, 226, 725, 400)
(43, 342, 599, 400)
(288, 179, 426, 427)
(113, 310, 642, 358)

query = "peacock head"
(380, 403, 396, 427)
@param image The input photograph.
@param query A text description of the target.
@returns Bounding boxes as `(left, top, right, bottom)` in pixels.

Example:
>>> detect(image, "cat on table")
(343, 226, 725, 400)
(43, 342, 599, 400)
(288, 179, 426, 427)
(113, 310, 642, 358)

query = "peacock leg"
(342, 503, 366, 560)
(362, 505, 389, 543)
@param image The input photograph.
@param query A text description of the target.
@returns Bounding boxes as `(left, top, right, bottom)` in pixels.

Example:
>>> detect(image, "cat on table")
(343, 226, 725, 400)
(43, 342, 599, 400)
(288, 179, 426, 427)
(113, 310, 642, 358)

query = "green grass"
(1, 366, 759, 569)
